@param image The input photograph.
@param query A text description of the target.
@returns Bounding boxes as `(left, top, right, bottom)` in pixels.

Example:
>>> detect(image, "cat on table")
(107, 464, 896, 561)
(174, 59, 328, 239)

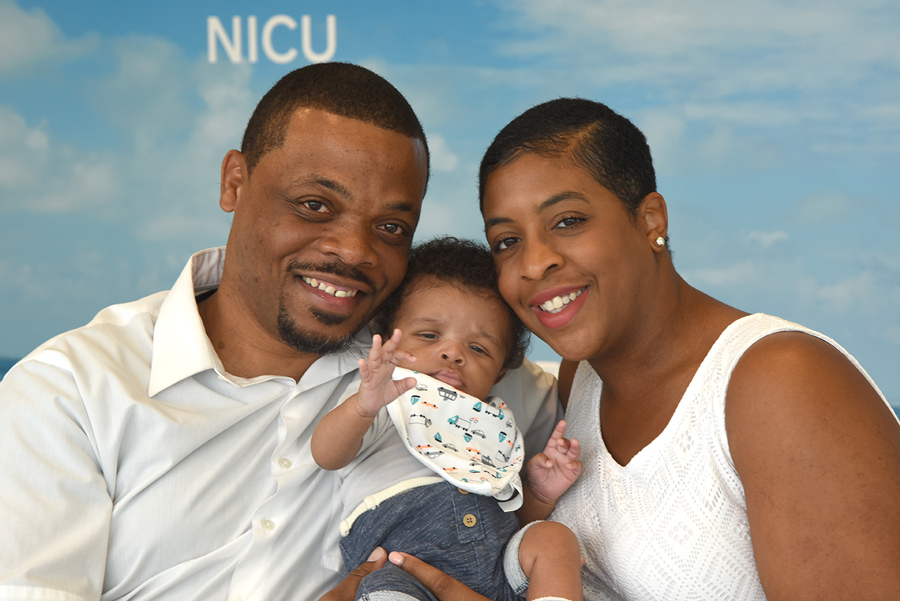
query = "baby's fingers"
(567, 437, 581, 460)
(550, 419, 568, 440)
(366, 334, 386, 364)
(380, 328, 404, 353)
(393, 376, 417, 397)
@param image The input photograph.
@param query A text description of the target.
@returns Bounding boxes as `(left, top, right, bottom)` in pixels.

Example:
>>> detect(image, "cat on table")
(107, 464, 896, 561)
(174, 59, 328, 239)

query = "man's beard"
(276, 259, 377, 355)
(277, 302, 360, 356)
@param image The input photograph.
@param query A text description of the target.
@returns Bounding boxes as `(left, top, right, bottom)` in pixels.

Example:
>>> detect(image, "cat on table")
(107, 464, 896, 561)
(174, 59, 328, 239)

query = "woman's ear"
(219, 149, 246, 213)
(638, 192, 669, 249)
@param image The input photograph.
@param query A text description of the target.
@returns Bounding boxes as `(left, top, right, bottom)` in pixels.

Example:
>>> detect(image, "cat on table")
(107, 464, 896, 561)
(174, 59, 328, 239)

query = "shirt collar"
(148, 247, 226, 397)
(148, 247, 368, 397)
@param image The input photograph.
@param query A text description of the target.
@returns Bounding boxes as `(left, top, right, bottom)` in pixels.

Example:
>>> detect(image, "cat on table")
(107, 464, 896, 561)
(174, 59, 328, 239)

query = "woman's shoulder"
(725, 315, 891, 439)
(722, 318, 900, 596)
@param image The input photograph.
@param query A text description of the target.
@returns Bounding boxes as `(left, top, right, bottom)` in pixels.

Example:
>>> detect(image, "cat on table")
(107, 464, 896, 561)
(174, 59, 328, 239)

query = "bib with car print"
(387, 367, 525, 511)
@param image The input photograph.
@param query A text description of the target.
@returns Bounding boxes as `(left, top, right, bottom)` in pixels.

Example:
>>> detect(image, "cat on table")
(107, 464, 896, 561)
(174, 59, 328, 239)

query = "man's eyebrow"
(315, 176, 352, 199)
(484, 191, 589, 230)
(385, 201, 419, 216)
(290, 175, 419, 217)
(289, 174, 354, 200)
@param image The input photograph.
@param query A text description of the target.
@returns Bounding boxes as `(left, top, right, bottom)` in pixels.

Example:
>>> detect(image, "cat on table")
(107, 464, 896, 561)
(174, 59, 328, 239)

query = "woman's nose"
(521, 235, 563, 280)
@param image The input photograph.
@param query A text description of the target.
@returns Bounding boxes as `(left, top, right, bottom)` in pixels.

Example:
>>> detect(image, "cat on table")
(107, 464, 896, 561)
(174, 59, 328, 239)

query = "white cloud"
(0, 0, 97, 74)
(0, 28, 254, 236)
(493, 0, 900, 151)
(791, 191, 859, 224)
(747, 230, 789, 248)
(639, 110, 687, 171)
(0, 106, 118, 213)
(499, 0, 900, 81)
(688, 261, 758, 288)
(813, 271, 876, 313)
(426, 133, 459, 172)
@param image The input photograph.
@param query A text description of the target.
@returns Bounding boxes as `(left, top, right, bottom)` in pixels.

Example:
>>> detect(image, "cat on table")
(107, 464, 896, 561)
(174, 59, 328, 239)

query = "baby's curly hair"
(373, 236, 529, 371)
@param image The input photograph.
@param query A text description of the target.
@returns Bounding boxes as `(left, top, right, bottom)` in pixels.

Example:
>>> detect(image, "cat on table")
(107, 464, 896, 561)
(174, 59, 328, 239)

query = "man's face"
(221, 108, 428, 356)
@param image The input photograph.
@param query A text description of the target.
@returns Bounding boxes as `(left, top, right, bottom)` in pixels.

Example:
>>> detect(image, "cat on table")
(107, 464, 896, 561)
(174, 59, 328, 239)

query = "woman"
(385, 98, 900, 600)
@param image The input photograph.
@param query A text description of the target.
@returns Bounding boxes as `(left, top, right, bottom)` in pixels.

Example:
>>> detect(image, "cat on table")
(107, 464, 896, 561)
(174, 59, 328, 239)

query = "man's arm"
(727, 332, 900, 600)
(317, 548, 388, 601)
(0, 357, 109, 600)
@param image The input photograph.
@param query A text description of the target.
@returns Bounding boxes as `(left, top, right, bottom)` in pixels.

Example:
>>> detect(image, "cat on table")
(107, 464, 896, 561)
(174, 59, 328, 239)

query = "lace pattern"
(550, 313, 888, 601)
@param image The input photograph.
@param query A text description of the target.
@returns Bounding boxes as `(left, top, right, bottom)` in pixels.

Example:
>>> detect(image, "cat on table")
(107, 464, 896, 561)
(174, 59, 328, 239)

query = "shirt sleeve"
(0, 357, 109, 601)
(490, 357, 563, 465)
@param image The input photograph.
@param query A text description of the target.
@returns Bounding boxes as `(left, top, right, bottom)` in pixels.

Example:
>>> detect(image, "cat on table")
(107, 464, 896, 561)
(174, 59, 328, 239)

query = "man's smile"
(301, 276, 360, 298)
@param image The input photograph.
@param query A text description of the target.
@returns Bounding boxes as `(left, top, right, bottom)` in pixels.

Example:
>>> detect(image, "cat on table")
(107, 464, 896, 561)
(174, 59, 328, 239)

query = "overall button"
(457, 488, 469, 495)
(462, 513, 477, 527)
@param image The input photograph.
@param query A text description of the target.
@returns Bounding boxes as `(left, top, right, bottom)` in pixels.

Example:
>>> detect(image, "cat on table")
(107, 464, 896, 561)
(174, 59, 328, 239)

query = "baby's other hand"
(526, 420, 582, 504)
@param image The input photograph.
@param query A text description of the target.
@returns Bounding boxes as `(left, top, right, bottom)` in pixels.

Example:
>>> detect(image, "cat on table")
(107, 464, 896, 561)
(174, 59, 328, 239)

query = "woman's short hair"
(479, 97, 655, 218)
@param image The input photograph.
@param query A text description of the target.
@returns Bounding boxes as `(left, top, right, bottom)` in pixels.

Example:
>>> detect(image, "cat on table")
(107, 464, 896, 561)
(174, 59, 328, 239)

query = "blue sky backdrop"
(1, 1, 898, 412)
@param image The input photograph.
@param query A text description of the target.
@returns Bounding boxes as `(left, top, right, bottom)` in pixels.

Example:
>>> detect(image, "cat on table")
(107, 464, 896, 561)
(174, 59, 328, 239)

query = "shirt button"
(457, 488, 469, 495)
(262, 519, 276, 531)
(278, 457, 292, 469)
(462, 514, 477, 527)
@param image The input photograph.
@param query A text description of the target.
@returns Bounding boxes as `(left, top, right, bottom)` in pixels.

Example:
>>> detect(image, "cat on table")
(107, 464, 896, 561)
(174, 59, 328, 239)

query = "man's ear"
(220, 149, 246, 213)
(638, 192, 669, 249)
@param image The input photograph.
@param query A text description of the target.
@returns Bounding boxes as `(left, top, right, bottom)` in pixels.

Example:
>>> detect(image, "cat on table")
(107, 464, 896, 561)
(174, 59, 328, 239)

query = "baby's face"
(391, 276, 511, 401)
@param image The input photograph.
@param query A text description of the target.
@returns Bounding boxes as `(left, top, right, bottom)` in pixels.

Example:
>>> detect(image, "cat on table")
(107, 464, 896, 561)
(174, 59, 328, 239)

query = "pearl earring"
(656, 236, 665, 246)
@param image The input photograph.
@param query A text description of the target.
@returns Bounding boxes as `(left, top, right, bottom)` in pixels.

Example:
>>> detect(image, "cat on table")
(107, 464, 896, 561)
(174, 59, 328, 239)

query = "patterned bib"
(387, 367, 525, 510)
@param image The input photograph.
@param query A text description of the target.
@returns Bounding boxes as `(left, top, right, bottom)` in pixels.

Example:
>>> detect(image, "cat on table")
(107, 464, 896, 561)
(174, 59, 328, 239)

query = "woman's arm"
(387, 552, 492, 601)
(727, 332, 900, 600)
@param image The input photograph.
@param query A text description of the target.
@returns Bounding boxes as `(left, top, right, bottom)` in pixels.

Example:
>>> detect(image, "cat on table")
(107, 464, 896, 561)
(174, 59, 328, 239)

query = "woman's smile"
(530, 286, 590, 330)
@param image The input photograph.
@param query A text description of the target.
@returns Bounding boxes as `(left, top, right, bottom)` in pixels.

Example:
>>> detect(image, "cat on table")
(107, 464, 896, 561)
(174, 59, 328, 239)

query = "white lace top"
(550, 313, 890, 600)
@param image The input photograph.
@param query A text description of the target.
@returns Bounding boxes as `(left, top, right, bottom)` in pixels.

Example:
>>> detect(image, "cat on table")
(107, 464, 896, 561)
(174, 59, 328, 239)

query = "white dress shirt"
(0, 247, 559, 601)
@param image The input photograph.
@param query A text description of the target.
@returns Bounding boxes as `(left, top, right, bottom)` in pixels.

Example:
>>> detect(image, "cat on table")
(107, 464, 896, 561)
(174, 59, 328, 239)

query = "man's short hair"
(478, 97, 656, 218)
(373, 236, 529, 372)
(241, 62, 430, 179)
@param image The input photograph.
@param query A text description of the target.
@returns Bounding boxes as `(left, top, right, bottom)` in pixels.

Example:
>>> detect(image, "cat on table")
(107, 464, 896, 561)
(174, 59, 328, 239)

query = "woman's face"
(482, 153, 659, 363)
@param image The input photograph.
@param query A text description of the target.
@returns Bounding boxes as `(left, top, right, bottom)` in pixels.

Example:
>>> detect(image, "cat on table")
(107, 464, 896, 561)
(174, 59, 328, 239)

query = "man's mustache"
(288, 260, 376, 292)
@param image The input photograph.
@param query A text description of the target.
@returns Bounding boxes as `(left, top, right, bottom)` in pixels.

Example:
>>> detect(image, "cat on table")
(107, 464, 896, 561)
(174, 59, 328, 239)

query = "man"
(0, 63, 559, 600)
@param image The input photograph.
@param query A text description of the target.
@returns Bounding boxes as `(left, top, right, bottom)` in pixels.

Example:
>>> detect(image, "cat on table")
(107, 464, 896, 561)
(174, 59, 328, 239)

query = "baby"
(312, 236, 583, 601)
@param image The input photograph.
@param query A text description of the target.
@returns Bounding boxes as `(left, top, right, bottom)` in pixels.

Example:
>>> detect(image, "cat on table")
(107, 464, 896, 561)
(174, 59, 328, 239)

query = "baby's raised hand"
(526, 420, 582, 505)
(354, 329, 417, 418)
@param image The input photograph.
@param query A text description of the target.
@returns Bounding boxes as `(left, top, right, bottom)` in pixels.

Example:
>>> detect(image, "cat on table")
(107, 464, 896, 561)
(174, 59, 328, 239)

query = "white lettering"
(262, 15, 298, 64)
(208, 15, 337, 64)
(207, 16, 242, 64)
(302, 15, 337, 63)
(247, 16, 258, 63)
